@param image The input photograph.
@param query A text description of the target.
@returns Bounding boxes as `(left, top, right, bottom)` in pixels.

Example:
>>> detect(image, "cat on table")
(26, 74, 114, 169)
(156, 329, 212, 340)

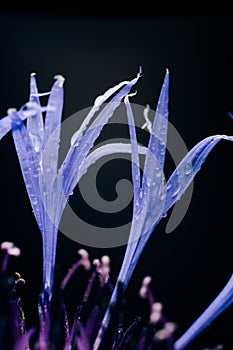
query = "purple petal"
(115, 71, 169, 293)
(163, 134, 233, 215)
(142, 69, 169, 188)
(78, 143, 147, 181)
(174, 273, 233, 350)
(60, 68, 142, 200)
(10, 111, 44, 231)
(124, 94, 141, 209)
(70, 75, 142, 146)
(27, 73, 44, 154)
(0, 116, 12, 140)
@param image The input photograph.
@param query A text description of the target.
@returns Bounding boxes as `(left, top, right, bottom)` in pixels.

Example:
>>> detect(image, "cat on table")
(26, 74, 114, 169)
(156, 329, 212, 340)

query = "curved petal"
(0, 106, 45, 141)
(60, 68, 142, 201)
(174, 273, 233, 350)
(78, 142, 147, 181)
(163, 134, 233, 215)
(27, 73, 44, 154)
(124, 94, 141, 208)
(9, 111, 44, 231)
(0, 116, 12, 140)
(141, 69, 169, 191)
(70, 72, 143, 146)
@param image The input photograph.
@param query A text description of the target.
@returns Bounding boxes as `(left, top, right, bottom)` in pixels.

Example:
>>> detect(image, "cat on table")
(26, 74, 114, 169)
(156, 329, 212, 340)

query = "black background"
(0, 6, 233, 350)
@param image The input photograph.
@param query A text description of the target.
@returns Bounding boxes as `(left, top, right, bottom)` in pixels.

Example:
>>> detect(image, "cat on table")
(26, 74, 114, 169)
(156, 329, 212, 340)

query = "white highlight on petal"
(54, 74, 65, 88)
(7, 108, 17, 115)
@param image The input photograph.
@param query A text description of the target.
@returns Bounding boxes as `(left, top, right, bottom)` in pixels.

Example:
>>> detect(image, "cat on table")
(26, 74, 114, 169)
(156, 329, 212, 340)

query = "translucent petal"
(0, 116, 12, 140)
(70, 70, 142, 146)
(27, 73, 44, 154)
(142, 69, 169, 188)
(60, 69, 142, 200)
(163, 134, 233, 215)
(124, 94, 141, 207)
(10, 111, 44, 231)
(78, 142, 147, 181)
(174, 273, 233, 350)
(93, 71, 169, 348)
(116, 71, 169, 289)
(40, 75, 64, 245)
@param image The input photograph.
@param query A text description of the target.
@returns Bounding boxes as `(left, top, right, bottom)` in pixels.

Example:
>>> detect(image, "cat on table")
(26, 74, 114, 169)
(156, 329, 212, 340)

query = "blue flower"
(93, 69, 233, 349)
(1, 68, 232, 350)
(0, 69, 142, 304)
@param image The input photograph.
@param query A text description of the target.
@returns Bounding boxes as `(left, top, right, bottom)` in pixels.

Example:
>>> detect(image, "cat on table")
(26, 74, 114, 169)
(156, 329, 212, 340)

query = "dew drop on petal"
(184, 163, 192, 175)
(171, 185, 180, 198)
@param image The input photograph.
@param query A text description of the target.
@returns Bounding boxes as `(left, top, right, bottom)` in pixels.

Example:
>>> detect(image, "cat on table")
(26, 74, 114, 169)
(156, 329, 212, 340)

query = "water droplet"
(160, 149, 165, 156)
(151, 144, 156, 152)
(160, 125, 167, 135)
(171, 185, 180, 198)
(160, 192, 166, 200)
(26, 144, 32, 152)
(31, 198, 38, 205)
(184, 163, 192, 175)
(155, 166, 162, 177)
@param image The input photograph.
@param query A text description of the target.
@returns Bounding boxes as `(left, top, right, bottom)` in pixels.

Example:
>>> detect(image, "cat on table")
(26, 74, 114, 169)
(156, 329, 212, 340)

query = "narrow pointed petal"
(174, 273, 233, 350)
(115, 72, 169, 295)
(70, 72, 142, 146)
(122, 70, 169, 261)
(60, 69, 142, 201)
(27, 73, 44, 154)
(129, 135, 233, 274)
(43, 75, 64, 150)
(41, 219, 58, 299)
(94, 72, 169, 346)
(0, 106, 45, 141)
(124, 94, 141, 207)
(40, 75, 65, 267)
(141, 69, 169, 191)
(125, 135, 233, 293)
(9, 111, 44, 231)
(78, 143, 147, 181)
(0, 116, 12, 140)
(42, 75, 64, 180)
(163, 134, 233, 215)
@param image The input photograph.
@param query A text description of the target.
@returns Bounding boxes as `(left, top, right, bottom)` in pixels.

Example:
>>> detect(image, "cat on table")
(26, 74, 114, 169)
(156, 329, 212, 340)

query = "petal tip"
(7, 108, 17, 116)
(54, 74, 65, 88)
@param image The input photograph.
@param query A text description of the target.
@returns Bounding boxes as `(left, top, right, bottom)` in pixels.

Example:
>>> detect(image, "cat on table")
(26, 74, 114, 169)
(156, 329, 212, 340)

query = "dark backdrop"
(0, 7, 233, 350)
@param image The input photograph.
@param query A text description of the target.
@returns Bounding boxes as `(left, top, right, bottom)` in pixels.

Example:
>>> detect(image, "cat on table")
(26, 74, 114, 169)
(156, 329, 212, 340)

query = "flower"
(0, 69, 142, 304)
(93, 69, 233, 349)
(0, 68, 232, 350)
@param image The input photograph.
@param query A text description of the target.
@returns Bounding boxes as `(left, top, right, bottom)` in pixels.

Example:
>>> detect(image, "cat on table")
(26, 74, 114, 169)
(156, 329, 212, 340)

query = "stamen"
(8, 247, 21, 257)
(61, 249, 91, 290)
(139, 276, 155, 310)
(1, 241, 14, 250)
(149, 302, 163, 324)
